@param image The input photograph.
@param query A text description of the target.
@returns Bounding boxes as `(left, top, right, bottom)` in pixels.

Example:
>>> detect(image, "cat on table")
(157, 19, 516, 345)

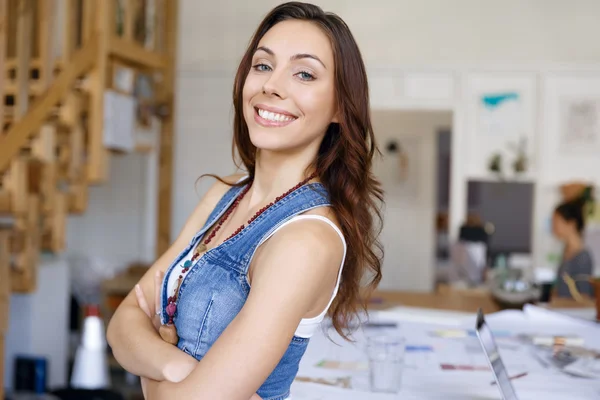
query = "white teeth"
(258, 108, 295, 122)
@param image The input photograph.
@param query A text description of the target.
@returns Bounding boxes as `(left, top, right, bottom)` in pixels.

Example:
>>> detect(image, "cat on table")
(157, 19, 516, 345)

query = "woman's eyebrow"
(255, 46, 327, 69)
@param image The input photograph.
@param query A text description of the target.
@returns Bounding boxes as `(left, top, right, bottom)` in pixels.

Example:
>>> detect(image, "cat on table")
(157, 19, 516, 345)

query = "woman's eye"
(253, 63, 271, 72)
(297, 71, 315, 81)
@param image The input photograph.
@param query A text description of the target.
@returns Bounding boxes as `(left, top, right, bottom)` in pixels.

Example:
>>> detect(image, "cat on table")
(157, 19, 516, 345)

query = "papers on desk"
(294, 305, 600, 399)
(564, 357, 600, 379)
(523, 303, 598, 326)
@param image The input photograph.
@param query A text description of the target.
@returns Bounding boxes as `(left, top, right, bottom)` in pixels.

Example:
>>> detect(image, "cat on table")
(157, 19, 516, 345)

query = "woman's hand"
(134, 271, 196, 383)
(134, 270, 164, 332)
(134, 271, 262, 400)
(141, 376, 150, 399)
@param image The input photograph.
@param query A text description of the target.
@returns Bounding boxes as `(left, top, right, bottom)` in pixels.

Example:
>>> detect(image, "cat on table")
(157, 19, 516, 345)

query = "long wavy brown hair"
(223, 2, 384, 338)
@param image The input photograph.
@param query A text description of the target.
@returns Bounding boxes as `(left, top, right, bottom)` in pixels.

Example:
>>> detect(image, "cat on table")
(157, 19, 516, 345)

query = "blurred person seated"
(459, 213, 489, 245)
(437, 213, 490, 288)
(552, 186, 596, 299)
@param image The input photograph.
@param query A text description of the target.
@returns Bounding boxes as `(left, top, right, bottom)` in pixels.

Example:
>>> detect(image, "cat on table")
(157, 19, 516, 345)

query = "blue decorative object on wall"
(481, 93, 519, 110)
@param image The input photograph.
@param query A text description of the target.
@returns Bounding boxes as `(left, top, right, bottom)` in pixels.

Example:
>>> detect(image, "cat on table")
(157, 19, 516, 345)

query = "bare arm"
(142, 219, 344, 400)
(106, 177, 239, 381)
(134, 278, 264, 400)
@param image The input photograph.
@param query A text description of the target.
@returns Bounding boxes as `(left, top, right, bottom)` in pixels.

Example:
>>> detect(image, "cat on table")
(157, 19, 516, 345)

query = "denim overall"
(160, 181, 331, 400)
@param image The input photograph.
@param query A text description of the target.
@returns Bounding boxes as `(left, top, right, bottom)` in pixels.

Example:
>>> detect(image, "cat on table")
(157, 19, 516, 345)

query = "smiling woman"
(242, 23, 337, 151)
(106, 2, 384, 400)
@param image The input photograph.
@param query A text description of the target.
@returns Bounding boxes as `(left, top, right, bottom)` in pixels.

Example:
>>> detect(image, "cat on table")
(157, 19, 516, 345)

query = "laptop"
(475, 308, 520, 400)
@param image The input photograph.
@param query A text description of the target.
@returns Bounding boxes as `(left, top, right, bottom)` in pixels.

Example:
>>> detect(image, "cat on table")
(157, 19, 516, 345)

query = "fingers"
(135, 284, 152, 318)
(140, 377, 149, 399)
(154, 270, 163, 315)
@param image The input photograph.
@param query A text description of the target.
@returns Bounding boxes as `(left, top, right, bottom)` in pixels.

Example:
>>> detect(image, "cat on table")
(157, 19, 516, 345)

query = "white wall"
(4, 258, 70, 391)
(178, 0, 600, 69)
(171, 0, 600, 290)
(170, 71, 237, 237)
(66, 151, 156, 267)
(373, 110, 452, 291)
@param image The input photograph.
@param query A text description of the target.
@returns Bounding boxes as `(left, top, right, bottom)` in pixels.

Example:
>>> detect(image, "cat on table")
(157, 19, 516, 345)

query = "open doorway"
(372, 110, 453, 292)
(435, 128, 452, 281)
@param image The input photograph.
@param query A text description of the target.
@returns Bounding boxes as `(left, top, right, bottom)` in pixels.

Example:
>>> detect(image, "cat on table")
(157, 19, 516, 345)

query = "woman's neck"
(564, 234, 584, 258)
(246, 149, 317, 210)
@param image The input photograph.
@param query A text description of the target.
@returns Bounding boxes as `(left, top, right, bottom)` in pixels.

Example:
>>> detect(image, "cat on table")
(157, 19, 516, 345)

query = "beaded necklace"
(159, 173, 317, 344)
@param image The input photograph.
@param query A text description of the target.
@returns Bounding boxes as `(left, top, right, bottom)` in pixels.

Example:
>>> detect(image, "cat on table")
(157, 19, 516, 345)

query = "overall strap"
(189, 177, 250, 244)
(208, 183, 331, 272)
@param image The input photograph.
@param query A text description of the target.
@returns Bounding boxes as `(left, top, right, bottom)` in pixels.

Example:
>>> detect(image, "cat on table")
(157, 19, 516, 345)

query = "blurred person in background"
(459, 212, 489, 245)
(552, 186, 595, 299)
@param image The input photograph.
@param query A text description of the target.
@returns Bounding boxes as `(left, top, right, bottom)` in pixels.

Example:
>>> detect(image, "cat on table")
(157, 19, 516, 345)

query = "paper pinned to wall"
(560, 98, 600, 153)
(477, 91, 523, 138)
(103, 90, 136, 152)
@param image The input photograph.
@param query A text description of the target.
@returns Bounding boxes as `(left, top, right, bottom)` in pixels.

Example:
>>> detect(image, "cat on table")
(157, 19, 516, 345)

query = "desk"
(294, 303, 600, 399)
(370, 290, 588, 314)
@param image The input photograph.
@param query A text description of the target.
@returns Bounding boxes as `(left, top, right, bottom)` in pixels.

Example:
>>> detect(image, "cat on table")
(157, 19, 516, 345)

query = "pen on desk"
(490, 372, 528, 385)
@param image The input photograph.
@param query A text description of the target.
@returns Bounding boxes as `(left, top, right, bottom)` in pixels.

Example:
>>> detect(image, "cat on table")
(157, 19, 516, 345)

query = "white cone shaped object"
(70, 304, 111, 389)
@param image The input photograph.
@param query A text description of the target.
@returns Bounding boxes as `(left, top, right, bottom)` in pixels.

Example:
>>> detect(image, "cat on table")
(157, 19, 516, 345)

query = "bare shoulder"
(175, 173, 248, 243)
(199, 173, 247, 207)
(267, 206, 342, 261)
(251, 205, 344, 292)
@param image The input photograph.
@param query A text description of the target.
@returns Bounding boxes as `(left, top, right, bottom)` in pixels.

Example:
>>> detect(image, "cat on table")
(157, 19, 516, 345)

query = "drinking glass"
(366, 335, 405, 393)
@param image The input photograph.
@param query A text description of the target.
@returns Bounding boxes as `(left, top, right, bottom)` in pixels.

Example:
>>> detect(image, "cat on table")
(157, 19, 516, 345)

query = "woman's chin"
(248, 134, 289, 153)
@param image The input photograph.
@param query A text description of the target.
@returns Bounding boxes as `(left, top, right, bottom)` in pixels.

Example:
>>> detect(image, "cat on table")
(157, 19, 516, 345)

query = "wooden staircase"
(0, 0, 178, 395)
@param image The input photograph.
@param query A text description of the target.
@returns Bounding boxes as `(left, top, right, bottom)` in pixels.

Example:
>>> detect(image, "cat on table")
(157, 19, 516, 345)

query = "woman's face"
(552, 212, 574, 240)
(242, 20, 338, 154)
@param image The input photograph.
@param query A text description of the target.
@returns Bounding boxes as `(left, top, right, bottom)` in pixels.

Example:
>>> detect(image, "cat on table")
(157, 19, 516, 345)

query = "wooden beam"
(15, 0, 33, 119)
(57, 91, 82, 128)
(0, 37, 97, 174)
(0, 191, 10, 212)
(154, 0, 165, 52)
(0, 229, 9, 305)
(147, 0, 158, 51)
(68, 120, 84, 181)
(31, 123, 57, 163)
(42, 190, 65, 251)
(81, 0, 94, 44)
(37, 0, 56, 89)
(61, 0, 76, 64)
(123, 0, 134, 40)
(5, 0, 17, 58)
(156, 0, 178, 257)
(109, 36, 167, 70)
(39, 161, 57, 214)
(0, 0, 7, 135)
(68, 121, 88, 213)
(86, 0, 113, 183)
(3, 156, 28, 215)
(11, 195, 41, 293)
